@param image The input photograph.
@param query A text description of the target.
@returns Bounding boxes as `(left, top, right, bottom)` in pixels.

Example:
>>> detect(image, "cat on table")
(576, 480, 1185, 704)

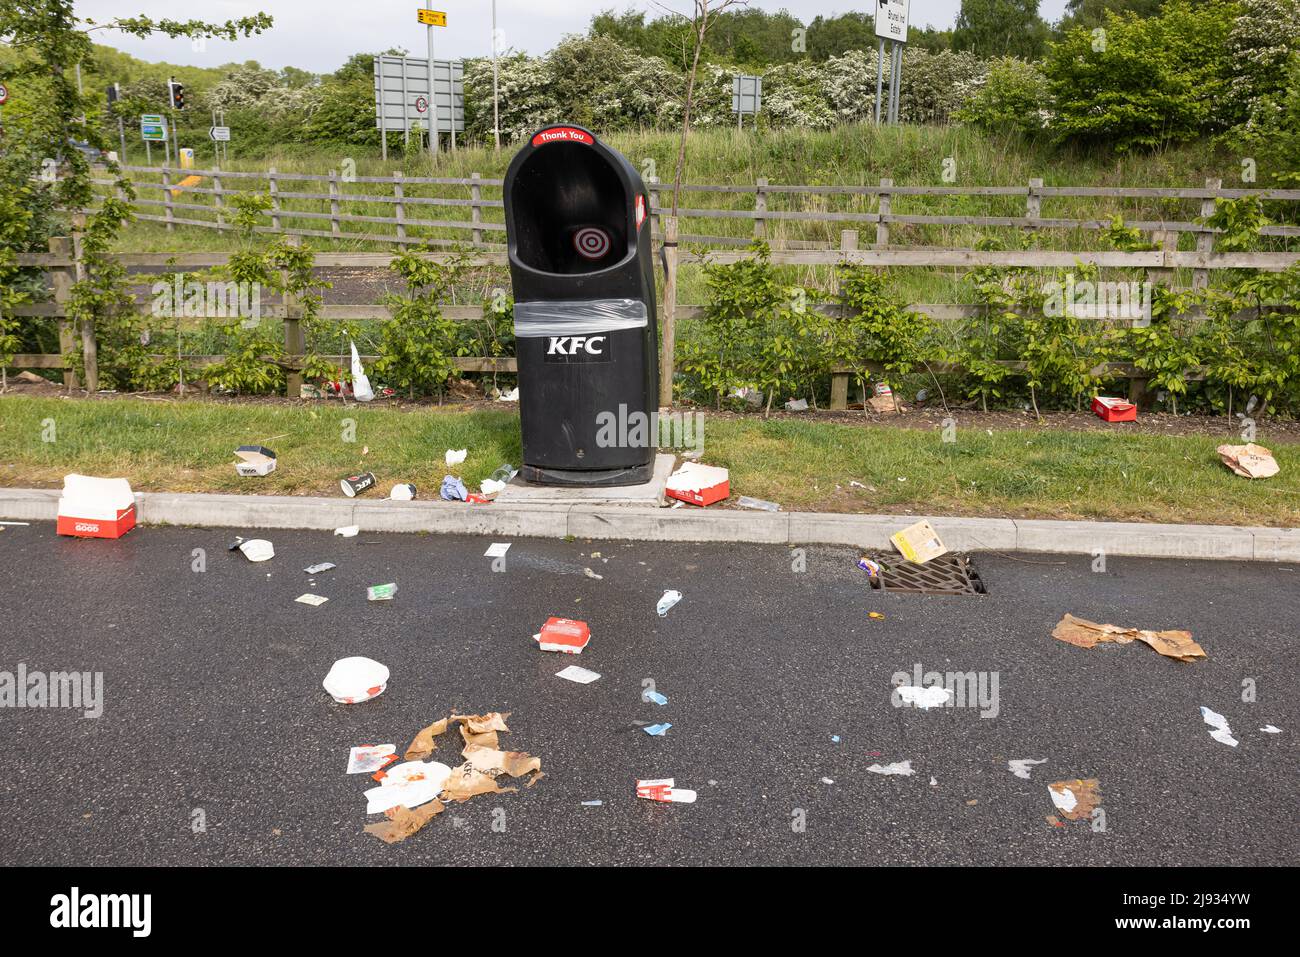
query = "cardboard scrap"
(1047, 779, 1101, 822)
(364, 800, 445, 844)
(441, 763, 513, 802)
(404, 718, 450, 761)
(1216, 443, 1279, 479)
(404, 712, 511, 760)
(462, 745, 543, 779)
(890, 520, 948, 564)
(1052, 613, 1205, 662)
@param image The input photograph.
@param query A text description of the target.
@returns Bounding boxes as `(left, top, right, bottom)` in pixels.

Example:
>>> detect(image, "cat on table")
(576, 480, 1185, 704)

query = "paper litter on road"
(896, 685, 953, 709)
(382, 760, 453, 792)
(556, 664, 601, 684)
(363, 801, 445, 844)
(366, 583, 398, 601)
(1261, 725, 1282, 733)
(1008, 758, 1048, 779)
(636, 778, 696, 803)
(581, 800, 604, 807)
(1047, 779, 1101, 821)
(1200, 707, 1239, 747)
(322, 656, 389, 705)
(890, 520, 948, 564)
(238, 539, 274, 562)
(643, 690, 668, 705)
(304, 562, 336, 574)
(484, 542, 511, 558)
(867, 760, 915, 776)
(364, 776, 441, 815)
(295, 593, 328, 606)
(347, 745, 398, 775)
(334, 525, 359, 538)
(1052, 613, 1205, 662)
(643, 723, 672, 736)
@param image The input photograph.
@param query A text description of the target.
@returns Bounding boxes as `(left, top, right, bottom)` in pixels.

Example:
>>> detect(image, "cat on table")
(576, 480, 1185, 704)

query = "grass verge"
(1, 395, 1295, 527)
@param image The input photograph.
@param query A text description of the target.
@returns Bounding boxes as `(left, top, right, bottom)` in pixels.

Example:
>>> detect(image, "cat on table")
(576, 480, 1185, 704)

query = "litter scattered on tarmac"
(322, 657, 389, 705)
(581, 800, 604, 807)
(890, 520, 948, 564)
(1261, 725, 1282, 733)
(366, 583, 398, 601)
(583, 567, 603, 580)
(656, 590, 682, 617)
(1047, 779, 1101, 821)
(238, 539, 274, 562)
(636, 778, 696, 803)
(304, 562, 335, 574)
(1052, 613, 1205, 662)
(1008, 758, 1048, 779)
(643, 723, 672, 736)
(347, 745, 398, 775)
(484, 542, 511, 558)
(867, 760, 915, 776)
(556, 664, 601, 684)
(1200, 707, 1239, 747)
(643, 690, 668, 705)
(334, 525, 359, 537)
(535, 617, 591, 653)
(896, 685, 953, 709)
(295, 593, 328, 606)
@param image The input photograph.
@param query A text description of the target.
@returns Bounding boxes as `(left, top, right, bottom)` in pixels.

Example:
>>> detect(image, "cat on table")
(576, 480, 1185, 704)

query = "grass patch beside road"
(1, 395, 1296, 527)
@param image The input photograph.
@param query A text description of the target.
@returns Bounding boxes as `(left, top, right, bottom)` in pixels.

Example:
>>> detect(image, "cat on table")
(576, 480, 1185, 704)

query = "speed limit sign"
(414, 95, 429, 114)
(0, 83, 9, 105)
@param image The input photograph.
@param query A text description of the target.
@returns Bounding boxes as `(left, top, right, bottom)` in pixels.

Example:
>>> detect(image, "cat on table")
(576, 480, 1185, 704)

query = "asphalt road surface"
(0, 522, 1295, 866)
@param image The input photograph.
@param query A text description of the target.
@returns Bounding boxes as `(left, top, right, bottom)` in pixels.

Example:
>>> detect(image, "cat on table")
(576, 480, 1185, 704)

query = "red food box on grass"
(56, 474, 137, 539)
(1091, 396, 1137, 423)
(535, 617, 591, 654)
(665, 462, 730, 507)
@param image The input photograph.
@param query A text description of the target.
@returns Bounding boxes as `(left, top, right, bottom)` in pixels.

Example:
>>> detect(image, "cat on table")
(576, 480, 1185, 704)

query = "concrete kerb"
(0, 488, 1295, 561)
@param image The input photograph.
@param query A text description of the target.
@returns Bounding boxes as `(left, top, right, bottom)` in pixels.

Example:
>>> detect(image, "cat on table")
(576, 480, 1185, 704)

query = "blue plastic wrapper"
(643, 723, 672, 736)
(440, 475, 468, 501)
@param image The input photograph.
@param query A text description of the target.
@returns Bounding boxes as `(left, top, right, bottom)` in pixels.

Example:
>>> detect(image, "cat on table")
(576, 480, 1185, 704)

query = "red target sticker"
(573, 226, 611, 260)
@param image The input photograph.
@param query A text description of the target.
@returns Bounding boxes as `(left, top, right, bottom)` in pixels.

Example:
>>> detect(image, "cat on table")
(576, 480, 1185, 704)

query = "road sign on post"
(209, 126, 231, 141)
(732, 75, 762, 129)
(141, 114, 168, 142)
(875, 0, 910, 43)
(874, 0, 909, 125)
(417, 9, 446, 26)
(0, 83, 9, 105)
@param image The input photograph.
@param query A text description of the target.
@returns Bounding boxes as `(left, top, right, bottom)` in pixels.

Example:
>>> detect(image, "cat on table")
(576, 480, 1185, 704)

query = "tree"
(1059, 0, 1164, 31)
(952, 0, 1050, 58)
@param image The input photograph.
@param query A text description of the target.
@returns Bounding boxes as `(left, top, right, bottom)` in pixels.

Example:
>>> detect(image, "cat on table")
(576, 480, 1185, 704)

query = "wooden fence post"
(754, 177, 767, 241)
(161, 167, 174, 232)
(1195, 177, 1221, 291)
(393, 172, 407, 243)
(66, 215, 100, 393)
(213, 168, 225, 227)
(328, 169, 341, 239)
(830, 229, 858, 411)
(658, 216, 679, 409)
(48, 236, 79, 391)
(876, 177, 892, 248)
(282, 234, 305, 398)
(470, 172, 483, 246)
(1026, 178, 1043, 223)
(649, 179, 661, 241)
(268, 166, 282, 233)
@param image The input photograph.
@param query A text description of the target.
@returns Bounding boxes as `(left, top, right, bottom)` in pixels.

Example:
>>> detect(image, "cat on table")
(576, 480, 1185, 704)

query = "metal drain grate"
(867, 553, 986, 596)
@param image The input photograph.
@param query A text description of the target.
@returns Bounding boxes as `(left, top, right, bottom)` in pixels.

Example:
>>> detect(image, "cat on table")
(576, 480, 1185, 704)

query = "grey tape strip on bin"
(513, 299, 648, 338)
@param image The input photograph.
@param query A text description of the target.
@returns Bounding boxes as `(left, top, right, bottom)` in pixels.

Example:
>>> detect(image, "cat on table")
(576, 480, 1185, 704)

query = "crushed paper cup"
(334, 525, 360, 537)
(323, 656, 390, 705)
(389, 483, 416, 501)
(445, 449, 467, 466)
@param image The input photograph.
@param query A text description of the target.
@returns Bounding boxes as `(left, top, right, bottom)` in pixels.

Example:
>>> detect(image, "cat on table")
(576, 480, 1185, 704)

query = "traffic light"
(107, 82, 120, 106)
(168, 78, 185, 110)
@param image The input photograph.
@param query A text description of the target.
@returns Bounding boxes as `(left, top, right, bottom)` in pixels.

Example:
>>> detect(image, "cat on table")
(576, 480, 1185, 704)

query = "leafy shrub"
(956, 57, 1051, 136)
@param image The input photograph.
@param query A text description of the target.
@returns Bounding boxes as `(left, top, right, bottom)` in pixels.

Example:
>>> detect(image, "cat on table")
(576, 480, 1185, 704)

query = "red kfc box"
(1091, 396, 1138, 423)
(56, 474, 136, 539)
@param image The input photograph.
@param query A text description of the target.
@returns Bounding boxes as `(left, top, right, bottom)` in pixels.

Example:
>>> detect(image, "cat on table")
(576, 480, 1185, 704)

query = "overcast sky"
(77, 1, 1071, 73)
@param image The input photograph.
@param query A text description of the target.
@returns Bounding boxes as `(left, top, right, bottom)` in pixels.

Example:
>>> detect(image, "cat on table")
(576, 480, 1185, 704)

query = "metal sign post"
(420, 6, 448, 162)
(874, 0, 910, 125)
(141, 113, 167, 167)
(373, 55, 465, 153)
(491, 0, 500, 150)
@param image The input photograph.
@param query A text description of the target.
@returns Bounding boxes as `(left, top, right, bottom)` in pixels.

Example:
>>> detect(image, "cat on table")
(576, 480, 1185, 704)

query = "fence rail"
(18, 168, 1300, 405)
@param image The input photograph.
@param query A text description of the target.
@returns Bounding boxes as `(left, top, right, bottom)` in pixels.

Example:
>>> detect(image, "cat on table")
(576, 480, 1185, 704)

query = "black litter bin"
(503, 124, 659, 486)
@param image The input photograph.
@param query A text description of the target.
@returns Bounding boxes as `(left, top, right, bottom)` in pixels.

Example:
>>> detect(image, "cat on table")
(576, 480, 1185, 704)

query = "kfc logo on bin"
(545, 335, 610, 363)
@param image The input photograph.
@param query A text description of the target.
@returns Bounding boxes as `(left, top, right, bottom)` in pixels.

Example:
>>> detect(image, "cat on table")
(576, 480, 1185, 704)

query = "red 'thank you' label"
(532, 126, 594, 147)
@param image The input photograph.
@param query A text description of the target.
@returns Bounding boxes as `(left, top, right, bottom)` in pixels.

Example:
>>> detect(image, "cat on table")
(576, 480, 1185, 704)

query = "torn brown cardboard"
(363, 800, 445, 844)
(1216, 443, 1279, 479)
(1047, 779, 1101, 822)
(1052, 613, 1205, 663)
(890, 520, 948, 564)
(462, 745, 542, 780)
(441, 763, 514, 802)
(404, 718, 450, 761)
(404, 712, 511, 760)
